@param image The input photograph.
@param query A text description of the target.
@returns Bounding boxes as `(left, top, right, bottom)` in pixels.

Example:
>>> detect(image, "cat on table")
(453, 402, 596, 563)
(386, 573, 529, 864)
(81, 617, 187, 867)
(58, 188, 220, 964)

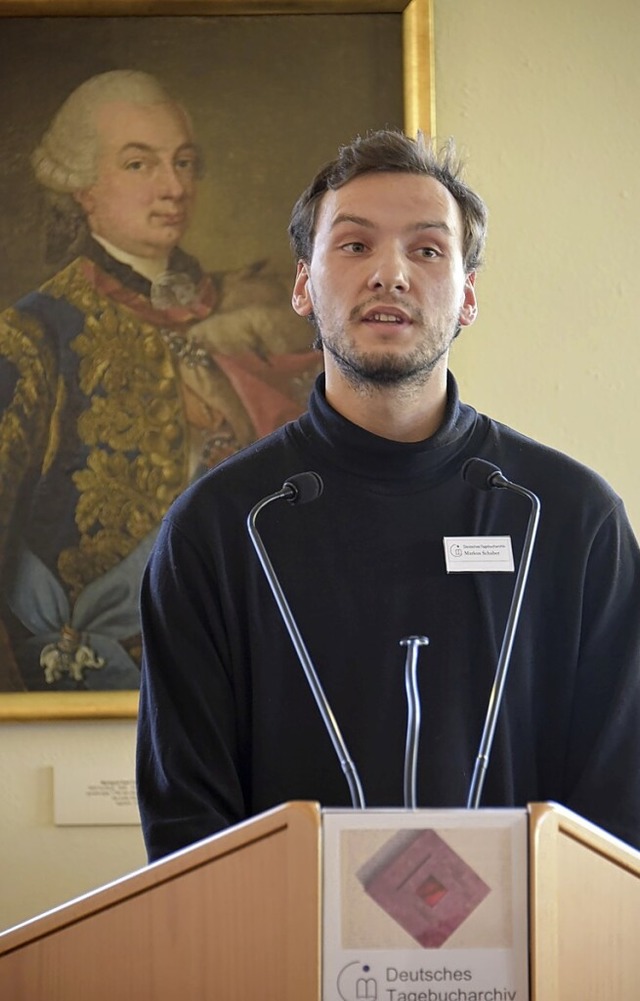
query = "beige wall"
(0, 721, 145, 930)
(1, 0, 639, 932)
(439, 0, 640, 533)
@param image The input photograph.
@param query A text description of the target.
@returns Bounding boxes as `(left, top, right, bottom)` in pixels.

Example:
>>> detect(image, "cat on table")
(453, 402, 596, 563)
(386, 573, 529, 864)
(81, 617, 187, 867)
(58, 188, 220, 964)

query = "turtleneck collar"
(296, 371, 488, 488)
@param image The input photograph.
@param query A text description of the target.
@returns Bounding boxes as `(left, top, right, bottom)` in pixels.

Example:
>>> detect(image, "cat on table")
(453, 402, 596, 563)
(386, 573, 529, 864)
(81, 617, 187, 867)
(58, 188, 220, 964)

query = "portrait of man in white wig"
(0, 69, 320, 692)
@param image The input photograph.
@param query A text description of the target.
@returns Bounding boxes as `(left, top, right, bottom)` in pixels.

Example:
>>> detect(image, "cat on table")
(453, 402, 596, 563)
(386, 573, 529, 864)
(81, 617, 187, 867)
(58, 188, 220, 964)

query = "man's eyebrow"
(414, 221, 454, 236)
(330, 214, 453, 236)
(117, 141, 199, 155)
(330, 213, 375, 230)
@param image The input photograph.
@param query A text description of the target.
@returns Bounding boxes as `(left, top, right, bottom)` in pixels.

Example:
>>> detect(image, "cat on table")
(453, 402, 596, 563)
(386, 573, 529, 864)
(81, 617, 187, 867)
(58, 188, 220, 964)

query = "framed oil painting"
(0, 0, 434, 720)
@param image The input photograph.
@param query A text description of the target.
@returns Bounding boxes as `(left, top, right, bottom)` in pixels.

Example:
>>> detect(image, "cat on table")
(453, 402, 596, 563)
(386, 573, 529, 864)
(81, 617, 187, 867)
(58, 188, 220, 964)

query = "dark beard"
(317, 325, 450, 390)
(328, 345, 440, 387)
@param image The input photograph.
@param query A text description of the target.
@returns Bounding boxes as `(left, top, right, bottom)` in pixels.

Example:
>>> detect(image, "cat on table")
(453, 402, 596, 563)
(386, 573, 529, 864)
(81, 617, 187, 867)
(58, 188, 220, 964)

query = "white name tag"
(443, 536, 514, 573)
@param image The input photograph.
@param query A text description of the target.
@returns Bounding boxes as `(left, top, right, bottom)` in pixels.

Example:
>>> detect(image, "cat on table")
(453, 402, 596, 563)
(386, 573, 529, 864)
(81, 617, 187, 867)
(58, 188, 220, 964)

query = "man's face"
(75, 99, 199, 259)
(291, 171, 477, 388)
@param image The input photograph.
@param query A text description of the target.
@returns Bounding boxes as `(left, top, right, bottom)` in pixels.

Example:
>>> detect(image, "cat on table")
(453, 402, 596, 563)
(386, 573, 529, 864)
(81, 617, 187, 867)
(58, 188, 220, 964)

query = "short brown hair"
(289, 129, 488, 274)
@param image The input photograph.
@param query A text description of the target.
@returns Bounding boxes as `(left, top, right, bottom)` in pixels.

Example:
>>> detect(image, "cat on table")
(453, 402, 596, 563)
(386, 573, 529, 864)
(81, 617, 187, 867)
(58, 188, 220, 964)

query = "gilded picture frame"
(0, 0, 434, 721)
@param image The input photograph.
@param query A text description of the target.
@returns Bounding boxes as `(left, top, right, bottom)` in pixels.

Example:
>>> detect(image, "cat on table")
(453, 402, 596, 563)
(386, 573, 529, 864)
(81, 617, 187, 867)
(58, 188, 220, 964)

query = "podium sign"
(322, 809, 529, 1001)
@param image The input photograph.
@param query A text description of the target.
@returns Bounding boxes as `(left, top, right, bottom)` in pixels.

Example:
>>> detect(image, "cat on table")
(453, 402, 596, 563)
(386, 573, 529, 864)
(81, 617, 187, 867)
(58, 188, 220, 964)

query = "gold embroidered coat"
(0, 246, 320, 691)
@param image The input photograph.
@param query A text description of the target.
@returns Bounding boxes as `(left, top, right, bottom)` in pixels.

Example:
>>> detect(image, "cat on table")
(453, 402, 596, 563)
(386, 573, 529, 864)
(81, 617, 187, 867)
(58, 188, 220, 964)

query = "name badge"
(443, 536, 514, 573)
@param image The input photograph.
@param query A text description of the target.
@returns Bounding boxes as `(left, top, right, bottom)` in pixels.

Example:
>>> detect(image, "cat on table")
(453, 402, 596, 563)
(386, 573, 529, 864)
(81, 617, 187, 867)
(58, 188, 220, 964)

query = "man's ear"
(73, 188, 94, 214)
(458, 272, 478, 328)
(292, 261, 313, 317)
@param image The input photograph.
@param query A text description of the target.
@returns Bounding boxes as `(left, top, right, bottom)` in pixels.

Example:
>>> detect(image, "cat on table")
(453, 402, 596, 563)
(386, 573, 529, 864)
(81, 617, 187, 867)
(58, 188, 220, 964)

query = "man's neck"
(324, 360, 449, 443)
(91, 234, 170, 284)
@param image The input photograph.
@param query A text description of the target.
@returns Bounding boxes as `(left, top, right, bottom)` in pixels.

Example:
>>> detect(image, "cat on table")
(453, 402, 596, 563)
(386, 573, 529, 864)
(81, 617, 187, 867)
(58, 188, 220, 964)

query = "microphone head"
(282, 471, 324, 505)
(462, 457, 506, 491)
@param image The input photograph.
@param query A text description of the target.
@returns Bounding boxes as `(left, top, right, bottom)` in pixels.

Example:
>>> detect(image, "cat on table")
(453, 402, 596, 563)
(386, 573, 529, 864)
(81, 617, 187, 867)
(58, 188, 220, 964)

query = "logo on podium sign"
(336, 960, 379, 1000)
(357, 828, 491, 948)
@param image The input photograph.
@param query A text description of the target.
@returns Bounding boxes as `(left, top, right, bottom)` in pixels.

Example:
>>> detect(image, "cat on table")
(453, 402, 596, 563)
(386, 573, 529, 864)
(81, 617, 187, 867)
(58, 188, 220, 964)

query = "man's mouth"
(361, 306, 412, 325)
(367, 311, 405, 323)
(153, 213, 186, 226)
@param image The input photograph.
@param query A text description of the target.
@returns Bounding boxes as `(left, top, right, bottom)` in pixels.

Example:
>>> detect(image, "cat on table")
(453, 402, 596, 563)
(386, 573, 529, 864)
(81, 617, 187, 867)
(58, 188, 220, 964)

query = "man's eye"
(124, 158, 150, 172)
(176, 157, 198, 173)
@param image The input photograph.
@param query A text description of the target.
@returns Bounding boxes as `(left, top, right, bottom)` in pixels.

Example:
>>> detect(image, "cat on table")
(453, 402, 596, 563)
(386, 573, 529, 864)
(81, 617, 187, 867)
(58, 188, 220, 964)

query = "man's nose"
(367, 249, 410, 293)
(156, 162, 187, 198)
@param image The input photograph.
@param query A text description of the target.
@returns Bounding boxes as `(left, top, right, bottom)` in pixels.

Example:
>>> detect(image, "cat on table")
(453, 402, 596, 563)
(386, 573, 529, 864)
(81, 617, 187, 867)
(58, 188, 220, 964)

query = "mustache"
(349, 295, 422, 324)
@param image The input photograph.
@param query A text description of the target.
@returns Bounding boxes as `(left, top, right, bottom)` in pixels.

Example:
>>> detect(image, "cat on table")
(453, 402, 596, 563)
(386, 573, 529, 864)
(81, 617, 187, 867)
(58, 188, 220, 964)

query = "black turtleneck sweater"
(137, 373, 640, 861)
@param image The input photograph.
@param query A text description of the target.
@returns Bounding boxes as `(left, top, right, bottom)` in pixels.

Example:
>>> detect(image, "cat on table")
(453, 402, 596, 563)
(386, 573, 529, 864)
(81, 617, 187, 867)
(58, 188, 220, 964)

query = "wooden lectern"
(0, 801, 638, 1000)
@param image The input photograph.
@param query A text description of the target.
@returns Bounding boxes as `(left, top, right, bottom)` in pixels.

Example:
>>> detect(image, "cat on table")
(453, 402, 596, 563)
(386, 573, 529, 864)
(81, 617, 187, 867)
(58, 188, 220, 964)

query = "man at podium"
(136, 129, 640, 862)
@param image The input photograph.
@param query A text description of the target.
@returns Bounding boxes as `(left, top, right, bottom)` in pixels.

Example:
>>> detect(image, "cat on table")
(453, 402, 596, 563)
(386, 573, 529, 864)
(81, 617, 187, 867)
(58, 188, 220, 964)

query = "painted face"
(292, 171, 477, 387)
(75, 99, 199, 259)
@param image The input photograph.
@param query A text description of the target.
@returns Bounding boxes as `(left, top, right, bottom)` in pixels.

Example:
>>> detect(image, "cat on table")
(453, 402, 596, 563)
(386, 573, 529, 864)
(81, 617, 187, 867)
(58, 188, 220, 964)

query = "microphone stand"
(465, 467, 541, 808)
(248, 476, 366, 810)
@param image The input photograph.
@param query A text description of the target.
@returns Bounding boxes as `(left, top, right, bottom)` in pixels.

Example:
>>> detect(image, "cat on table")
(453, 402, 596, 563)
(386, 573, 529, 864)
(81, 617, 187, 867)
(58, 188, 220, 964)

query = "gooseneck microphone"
(400, 635, 430, 809)
(461, 457, 541, 809)
(247, 472, 366, 810)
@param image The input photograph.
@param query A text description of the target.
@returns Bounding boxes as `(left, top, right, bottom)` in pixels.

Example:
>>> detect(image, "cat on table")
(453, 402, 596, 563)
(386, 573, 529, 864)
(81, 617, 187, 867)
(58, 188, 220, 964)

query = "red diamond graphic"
(357, 828, 491, 948)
